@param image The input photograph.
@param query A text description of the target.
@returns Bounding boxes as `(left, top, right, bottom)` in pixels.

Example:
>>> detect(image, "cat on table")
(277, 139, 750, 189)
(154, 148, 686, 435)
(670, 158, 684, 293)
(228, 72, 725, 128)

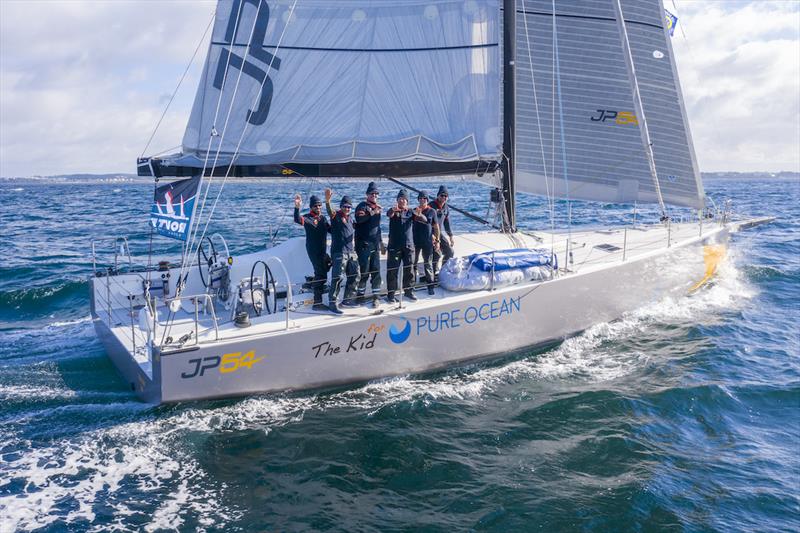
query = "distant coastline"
(1, 170, 798, 185)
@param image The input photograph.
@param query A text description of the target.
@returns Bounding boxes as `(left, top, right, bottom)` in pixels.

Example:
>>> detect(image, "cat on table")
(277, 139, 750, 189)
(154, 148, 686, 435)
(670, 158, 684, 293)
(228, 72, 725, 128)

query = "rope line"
(552, 0, 573, 268)
(520, 0, 556, 255)
(190, 0, 300, 266)
(176, 0, 248, 288)
(613, 0, 668, 218)
(140, 10, 215, 158)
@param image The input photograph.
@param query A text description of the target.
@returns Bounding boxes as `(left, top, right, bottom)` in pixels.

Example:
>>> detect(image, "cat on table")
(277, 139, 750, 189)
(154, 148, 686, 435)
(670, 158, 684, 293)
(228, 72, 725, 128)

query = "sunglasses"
(342, 205, 352, 209)
(438, 194, 448, 198)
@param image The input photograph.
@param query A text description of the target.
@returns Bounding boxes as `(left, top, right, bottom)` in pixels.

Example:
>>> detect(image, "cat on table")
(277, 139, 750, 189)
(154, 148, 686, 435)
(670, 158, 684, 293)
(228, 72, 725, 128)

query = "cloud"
(0, 0, 216, 177)
(671, 0, 800, 172)
(0, 0, 798, 177)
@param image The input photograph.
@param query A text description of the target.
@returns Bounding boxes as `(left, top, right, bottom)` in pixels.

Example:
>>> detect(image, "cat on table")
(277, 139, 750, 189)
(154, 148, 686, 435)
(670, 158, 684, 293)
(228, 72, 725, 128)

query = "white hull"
(91, 220, 750, 403)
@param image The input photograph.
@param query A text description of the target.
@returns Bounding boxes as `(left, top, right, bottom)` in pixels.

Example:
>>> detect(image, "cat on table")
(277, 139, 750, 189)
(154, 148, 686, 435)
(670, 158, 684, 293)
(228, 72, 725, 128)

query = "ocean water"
(0, 176, 797, 532)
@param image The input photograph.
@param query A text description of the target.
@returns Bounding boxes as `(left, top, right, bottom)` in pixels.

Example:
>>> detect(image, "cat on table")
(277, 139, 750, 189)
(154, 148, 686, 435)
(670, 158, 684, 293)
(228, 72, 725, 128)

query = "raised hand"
(294, 194, 302, 208)
(324, 188, 333, 202)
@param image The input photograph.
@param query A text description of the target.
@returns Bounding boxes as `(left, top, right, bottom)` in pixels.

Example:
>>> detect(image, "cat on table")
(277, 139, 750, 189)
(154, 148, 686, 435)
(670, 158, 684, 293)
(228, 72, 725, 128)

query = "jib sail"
(513, 0, 704, 208)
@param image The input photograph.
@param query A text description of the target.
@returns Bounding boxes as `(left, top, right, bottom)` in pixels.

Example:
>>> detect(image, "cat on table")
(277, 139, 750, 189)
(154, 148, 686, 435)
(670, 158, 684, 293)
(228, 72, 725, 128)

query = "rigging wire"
(190, 0, 300, 265)
(552, 0, 573, 269)
(520, 0, 556, 258)
(613, 0, 668, 219)
(175, 0, 249, 289)
(185, 0, 261, 265)
(140, 9, 216, 158)
(164, 0, 255, 343)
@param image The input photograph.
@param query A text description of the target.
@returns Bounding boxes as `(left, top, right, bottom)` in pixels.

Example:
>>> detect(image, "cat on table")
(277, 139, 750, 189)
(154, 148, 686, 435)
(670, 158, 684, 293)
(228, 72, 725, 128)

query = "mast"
(501, 0, 516, 231)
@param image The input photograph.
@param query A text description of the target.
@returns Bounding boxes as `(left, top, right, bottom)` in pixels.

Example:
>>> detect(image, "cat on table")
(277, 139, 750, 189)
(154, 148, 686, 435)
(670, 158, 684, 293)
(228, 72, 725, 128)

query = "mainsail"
(166, 0, 502, 175)
(513, 0, 704, 208)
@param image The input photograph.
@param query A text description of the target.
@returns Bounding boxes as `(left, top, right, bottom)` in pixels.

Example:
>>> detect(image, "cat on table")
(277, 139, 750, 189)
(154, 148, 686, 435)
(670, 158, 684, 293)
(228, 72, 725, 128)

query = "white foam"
(0, 317, 96, 353)
(0, 252, 755, 530)
(48, 316, 92, 328)
(0, 384, 78, 402)
(0, 415, 235, 531)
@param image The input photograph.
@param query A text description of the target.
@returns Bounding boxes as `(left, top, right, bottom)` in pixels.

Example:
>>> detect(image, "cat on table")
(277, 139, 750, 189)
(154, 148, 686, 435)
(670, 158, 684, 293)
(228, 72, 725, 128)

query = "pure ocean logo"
(388, 296, 522, 344)
(389, 320, 412, 344)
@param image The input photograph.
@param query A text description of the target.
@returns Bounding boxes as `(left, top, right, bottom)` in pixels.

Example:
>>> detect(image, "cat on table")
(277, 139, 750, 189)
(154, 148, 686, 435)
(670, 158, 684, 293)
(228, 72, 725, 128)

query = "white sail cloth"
(513, 0, 704, 208)
(179, 0, 502, 167)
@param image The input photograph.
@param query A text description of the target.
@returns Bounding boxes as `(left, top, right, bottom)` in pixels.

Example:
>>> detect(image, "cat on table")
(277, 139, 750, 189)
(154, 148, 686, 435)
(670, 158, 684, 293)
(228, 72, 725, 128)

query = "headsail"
(514, 0, 704, 208)
(166, 0, 501, 175)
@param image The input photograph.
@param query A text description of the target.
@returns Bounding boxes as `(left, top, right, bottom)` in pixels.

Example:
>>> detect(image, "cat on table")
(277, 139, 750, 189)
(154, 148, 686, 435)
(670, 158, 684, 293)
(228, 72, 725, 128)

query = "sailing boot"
(328, 301, 343, 315)
(371, 295, 380, 309)
(404, 290, 417, 301)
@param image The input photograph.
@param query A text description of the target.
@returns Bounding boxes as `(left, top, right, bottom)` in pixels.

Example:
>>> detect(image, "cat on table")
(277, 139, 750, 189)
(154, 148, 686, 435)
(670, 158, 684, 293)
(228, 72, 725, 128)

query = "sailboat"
(91, 0, 772, 403)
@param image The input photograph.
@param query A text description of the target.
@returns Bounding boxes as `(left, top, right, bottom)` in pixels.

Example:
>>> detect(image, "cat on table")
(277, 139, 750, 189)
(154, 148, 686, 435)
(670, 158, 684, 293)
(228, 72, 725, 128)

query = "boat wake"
(0, 253, 755, 531)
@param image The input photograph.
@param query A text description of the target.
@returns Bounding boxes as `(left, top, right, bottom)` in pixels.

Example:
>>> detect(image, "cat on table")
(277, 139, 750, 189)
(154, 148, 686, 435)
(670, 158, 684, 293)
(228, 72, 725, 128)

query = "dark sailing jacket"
(354, 200, 382, 246)
(294, 208, 330, 257)
(386, 207, 418, 249)
(431, 199, 452, 237)
(412, 206, 439, 249)
(328, 210, 355, 255)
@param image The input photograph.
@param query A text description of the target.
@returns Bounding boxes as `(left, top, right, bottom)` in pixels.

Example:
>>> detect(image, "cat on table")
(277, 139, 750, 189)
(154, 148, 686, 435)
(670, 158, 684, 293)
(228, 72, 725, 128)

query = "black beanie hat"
(437, 185, 449, 197)
(309, 195, 322, 207)
(366, 181, 379, 195)
(396, 189, 408, 201)
(340, 195, 353, 208)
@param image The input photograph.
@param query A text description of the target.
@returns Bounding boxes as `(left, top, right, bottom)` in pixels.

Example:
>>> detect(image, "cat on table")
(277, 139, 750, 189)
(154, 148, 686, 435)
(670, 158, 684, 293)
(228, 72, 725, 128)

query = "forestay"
(175, 0, 502, 170)
(514, 0, 704, 208)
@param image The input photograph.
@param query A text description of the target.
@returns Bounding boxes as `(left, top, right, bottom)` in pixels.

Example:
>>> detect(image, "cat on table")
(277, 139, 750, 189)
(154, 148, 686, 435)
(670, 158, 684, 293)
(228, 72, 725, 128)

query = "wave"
(741, 264, 799, 283)
(0, 316, 98, 364)
(0, 248, 762, 530)
(0, 280, 88, 320)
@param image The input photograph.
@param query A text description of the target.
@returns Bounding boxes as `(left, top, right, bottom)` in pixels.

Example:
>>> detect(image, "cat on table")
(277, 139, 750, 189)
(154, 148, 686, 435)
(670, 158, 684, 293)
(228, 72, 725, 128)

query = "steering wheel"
(197, 236, 218, 288)
(250, 260, 278, 316)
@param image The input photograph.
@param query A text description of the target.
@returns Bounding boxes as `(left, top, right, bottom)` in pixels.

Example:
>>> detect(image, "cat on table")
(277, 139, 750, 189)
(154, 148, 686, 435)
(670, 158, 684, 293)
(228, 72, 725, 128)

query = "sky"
(0, 0, 798, 177)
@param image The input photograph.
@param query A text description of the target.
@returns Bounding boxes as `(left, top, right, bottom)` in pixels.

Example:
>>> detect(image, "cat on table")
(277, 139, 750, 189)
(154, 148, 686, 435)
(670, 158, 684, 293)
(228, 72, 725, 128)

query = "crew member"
(324, 189, 359, 314)
(412, 190, 439, 295)
(386, 189, 427, 303)
(354, 181, 384, 308)
(431, 185, 455, 279)
(293, 193, 330, 311)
